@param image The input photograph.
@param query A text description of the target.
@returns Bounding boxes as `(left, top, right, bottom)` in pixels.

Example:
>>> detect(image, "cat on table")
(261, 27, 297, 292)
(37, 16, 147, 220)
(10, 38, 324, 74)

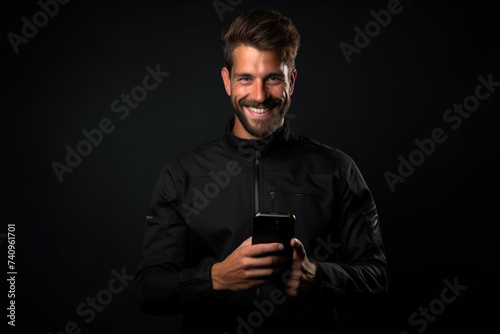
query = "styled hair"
(222, 9, 300, 75)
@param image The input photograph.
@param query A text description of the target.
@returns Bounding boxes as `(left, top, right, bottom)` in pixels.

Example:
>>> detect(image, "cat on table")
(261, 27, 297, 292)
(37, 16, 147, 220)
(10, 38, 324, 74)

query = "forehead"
(232, 45, 287, 74)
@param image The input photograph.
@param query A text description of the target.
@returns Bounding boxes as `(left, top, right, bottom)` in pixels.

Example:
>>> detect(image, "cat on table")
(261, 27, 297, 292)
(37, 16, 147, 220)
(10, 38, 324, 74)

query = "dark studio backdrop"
(2, 0, 498, 333)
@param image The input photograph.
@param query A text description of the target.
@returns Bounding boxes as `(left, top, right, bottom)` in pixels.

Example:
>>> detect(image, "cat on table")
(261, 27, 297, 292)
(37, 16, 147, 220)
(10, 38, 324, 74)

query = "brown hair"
(222, 9, 300, 75)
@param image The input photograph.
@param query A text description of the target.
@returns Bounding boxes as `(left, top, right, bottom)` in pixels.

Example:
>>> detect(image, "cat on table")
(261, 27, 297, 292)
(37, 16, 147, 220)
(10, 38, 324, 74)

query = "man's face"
(222, 46, 297, 139)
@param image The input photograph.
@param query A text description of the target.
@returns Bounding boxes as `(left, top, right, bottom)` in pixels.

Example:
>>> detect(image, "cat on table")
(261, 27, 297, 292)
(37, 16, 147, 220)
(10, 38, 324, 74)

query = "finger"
(290, 257, 303, 270)
(250, 255, 287, 268)
(238, 236, 253, 248)
(287, 269, 301, 280)
(285, 284, 299, 297)
(290, 238, 306, 258)
(246, 268, 284, 279)
(286, 277, 300, 290)
(245, 278, 270, 289)
(246, 243, 284, 257)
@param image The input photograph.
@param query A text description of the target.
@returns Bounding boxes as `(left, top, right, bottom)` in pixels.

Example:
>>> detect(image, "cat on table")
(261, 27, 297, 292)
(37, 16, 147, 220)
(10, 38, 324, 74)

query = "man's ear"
(221, 67, 231, 96)
(289, 69, 297, 95)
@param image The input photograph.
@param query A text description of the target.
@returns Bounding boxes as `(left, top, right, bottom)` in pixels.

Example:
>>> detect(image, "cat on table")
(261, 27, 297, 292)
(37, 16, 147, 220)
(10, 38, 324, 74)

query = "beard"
(231, 95, 291, 139)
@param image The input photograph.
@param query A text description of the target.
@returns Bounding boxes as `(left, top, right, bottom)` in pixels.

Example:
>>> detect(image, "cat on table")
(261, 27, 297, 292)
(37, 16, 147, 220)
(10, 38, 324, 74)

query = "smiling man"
(134, 9, 389, 334)
(223, 45, 296, 139)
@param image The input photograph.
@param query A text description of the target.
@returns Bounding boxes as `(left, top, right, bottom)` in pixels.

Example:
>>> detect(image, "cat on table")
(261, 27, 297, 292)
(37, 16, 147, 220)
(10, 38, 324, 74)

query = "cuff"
(306, 258, 326, 302)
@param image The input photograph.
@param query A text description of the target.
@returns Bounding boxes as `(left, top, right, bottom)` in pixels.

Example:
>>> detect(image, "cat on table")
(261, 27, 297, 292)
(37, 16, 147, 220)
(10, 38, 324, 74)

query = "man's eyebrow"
(233, 72, 254, 78)
(233, 72, 285, 78)
(266, 72, 285, 77)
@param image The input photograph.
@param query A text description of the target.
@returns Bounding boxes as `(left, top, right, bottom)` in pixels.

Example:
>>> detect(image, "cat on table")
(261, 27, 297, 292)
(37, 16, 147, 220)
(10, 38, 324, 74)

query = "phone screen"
(252, 212, 296, 264)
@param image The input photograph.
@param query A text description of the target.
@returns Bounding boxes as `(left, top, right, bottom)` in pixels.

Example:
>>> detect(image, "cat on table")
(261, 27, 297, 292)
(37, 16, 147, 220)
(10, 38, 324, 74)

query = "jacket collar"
(223, 118, 294, 160)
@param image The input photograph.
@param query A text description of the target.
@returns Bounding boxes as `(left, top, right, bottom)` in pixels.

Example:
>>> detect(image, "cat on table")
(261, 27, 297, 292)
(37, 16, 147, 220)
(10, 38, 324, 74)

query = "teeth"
(249, 106, 270, 113)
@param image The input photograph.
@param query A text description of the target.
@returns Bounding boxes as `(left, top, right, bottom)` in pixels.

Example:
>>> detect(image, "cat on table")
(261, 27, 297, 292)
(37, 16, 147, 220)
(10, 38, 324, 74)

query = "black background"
(2, 0, 498, 333)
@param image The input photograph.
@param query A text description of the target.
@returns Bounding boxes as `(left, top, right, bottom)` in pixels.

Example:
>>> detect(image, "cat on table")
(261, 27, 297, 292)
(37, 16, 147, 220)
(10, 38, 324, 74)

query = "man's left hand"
(284, 238, 317, 297)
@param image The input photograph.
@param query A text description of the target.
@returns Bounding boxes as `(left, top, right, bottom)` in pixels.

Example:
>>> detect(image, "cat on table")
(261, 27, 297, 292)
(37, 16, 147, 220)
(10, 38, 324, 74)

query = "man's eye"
(268, 77, 281, 83)
(240, 77, 251, 82)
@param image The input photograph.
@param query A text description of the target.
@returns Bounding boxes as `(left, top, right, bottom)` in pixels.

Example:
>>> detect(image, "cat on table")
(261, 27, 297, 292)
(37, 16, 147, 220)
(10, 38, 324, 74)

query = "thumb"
(291, 238, 306, 258)
(239, 236, 252, 248)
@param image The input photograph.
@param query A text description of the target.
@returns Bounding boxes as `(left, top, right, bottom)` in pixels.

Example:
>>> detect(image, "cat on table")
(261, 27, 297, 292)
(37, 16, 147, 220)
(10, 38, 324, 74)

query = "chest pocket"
(263, 173, 335, 245)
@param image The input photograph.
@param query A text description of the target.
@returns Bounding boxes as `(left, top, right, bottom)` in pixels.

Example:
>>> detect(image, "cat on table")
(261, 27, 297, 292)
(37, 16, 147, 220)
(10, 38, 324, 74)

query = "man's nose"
(250, 79, 269, 103)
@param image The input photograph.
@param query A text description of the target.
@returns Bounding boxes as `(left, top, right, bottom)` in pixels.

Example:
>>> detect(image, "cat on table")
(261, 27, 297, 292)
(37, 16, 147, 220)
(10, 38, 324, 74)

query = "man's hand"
(211, 237, 287, 292)
(285, 238, 317, 297)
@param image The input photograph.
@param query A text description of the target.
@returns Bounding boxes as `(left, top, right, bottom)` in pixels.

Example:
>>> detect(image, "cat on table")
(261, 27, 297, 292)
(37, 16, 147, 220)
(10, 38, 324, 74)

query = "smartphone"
(252, 212, 296, 265)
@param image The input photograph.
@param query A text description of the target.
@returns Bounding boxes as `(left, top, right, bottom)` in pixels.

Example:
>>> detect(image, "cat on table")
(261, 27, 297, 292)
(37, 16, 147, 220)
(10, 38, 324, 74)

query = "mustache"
(238, 97, 281, 109)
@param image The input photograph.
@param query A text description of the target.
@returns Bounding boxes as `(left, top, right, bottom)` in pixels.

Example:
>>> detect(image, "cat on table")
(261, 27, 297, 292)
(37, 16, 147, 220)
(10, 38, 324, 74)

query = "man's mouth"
(248, 106, 271, 114)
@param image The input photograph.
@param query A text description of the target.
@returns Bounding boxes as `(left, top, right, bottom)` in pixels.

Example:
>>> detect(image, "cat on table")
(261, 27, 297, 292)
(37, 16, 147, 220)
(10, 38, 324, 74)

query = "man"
(134, 9, 389, 334)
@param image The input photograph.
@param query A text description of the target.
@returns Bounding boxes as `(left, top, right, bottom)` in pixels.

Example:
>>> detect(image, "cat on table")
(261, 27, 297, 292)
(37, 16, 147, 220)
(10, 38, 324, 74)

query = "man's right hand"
(211, 236, 287, 292)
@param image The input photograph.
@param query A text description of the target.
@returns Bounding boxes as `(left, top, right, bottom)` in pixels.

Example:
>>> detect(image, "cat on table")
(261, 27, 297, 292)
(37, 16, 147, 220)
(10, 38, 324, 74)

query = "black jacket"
(134, 119, 389, 333)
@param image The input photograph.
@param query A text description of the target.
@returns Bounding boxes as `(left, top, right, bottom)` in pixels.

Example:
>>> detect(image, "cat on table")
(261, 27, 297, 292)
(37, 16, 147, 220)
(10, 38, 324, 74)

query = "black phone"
(252, 212, 296, 265)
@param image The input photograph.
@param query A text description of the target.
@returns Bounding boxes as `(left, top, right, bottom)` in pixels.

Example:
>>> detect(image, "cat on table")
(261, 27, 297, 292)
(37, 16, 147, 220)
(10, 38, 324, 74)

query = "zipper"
(254, 150, 261, 213)
(254, 149, 261, 301)
(270, 191, 276, 212)
(269, 190, 325, 200)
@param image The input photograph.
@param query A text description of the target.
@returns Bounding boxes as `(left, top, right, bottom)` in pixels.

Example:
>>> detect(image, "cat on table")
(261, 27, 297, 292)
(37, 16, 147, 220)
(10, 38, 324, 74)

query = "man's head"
(221, 10, 300, 139)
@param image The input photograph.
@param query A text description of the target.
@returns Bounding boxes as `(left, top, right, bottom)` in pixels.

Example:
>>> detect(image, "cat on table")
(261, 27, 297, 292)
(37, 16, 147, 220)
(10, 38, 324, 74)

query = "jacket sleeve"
(133, 163, 224, 314)
(311, 158, 389, 305)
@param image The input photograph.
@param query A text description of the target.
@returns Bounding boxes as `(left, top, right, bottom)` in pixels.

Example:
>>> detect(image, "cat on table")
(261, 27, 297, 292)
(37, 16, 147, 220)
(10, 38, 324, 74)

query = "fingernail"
(278, 244, 284, 250)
